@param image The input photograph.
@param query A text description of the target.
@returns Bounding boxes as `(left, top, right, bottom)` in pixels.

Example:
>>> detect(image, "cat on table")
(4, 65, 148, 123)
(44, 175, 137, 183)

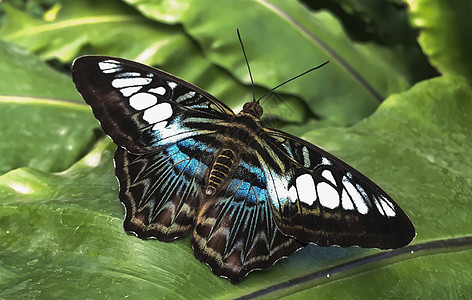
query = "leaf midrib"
(0, 95, 89, 110)
(236, 236, 472, 299)
(254, 0, 383, 102)
(3, 15, 142, 41)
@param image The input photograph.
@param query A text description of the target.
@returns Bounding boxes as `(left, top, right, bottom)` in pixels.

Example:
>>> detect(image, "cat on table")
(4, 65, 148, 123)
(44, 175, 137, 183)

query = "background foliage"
(0, 0, 471, 298)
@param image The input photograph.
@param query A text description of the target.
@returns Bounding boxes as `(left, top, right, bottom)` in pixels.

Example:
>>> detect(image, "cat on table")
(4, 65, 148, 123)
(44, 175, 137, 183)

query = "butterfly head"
(242, 101, 263, 119)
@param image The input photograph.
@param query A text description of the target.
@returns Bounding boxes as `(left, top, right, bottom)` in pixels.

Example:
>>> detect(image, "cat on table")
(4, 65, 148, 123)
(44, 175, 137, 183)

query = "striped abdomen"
(206, 149, 235, 195)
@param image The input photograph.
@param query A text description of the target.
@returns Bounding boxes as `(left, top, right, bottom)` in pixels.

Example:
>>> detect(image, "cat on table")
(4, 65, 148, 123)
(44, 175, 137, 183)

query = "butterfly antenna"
(256, 60, 330, 103)
(237, 29, 256, 103)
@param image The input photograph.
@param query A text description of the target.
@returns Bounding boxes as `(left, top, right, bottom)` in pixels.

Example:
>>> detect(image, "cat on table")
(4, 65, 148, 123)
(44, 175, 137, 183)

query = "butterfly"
(72, 52, 415, 283)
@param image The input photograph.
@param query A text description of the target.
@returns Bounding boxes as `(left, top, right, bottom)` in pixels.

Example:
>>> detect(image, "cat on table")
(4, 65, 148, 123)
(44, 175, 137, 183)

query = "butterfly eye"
(243, 102, 251, 111)
(256, 104, 263, 117)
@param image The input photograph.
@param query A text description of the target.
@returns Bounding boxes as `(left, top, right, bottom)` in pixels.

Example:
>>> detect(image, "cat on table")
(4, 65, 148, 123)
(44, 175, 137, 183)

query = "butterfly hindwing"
(114, 134, 221, 240)
(72, 56, 234, 154)
(192, 151, 305, 282)
(262, 128, 415, 249)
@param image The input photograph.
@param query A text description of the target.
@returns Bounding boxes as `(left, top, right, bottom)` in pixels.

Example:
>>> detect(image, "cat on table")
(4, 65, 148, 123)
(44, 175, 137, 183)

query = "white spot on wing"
(129, 92, 158, 110)
(112, 77, 152, 88)
(321, 157, 332, 166)
(120, 86, 142, 97)
(302, 146, 310, 167)
(149, 86, 166, 95)
(288, 185, 298, 203)
(118, 72, 141, 78)
(321, 169, 336, 185)
(378, 195, 396, 217)
(341, 188, 354, 210)
(267, 173, 291, 206)
(143, 103, 173, 124)
(269, 175, 289, 205)
(282, 143, 293, 158)
(296, 174, 317, 206)
(343, 178, 368, 214)
(152, 121, 167, 131)
(98, 60, 121, 73)
(317, 182, 339, 209)
(341, 176, 369, 215)
(373, 196, 384, 216)
(356, 184, 369, 204)
(167, 81, 177, 90)
(176, 91, 196, 102)
(98, 60, 118, 69)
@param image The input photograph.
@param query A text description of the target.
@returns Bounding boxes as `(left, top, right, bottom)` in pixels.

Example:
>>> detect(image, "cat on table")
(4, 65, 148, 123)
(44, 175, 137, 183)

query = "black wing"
(72, 56, 234, 154)
(262, 128, 415, 249)
(72, 56, 233, 239)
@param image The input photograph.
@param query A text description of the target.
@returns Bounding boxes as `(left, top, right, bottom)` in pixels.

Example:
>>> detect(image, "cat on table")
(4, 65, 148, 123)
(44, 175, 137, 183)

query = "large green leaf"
(126, 0, 411, 125)
(1, 0, 412, 126)
(0, 95, 97, 175)
(405, 0, 472, 81)
(1, 1, 470, 298)
(301, 0, 415, 44)
(0, 40, 78, 99)
(0, 41, 99, 175)
(0, 1, 314, 125)
(298, 0, 438, 83)
(1, 75, 470, 298)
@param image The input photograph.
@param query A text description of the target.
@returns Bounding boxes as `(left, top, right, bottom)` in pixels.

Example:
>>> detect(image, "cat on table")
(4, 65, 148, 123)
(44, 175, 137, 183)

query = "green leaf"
(301, 0, 415, 44)
(0, 41, 98, 174)
(0, 41, 99, 175)
(125, 0, 411, 125)
(0, 96, 98, 175)
(1, 1, 469, 298)
(1, 75, 471, 298)
(297, 0, 439, 83)
(1, 0, 412, 126)
(268, 243, 472, 299)
(405, 0, 472, 81)
(0, 1, 317, 125)
(0, 40, 79, 99)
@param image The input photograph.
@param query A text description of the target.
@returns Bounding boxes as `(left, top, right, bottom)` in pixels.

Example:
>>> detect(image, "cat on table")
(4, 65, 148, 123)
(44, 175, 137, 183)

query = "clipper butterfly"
(72, 48, 414, 282)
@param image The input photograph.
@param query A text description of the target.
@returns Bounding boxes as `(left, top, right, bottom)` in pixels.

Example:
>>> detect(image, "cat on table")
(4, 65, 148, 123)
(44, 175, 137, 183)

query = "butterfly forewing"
(72, 56, 234, 154)
(72, 55, 415, 283)
(262, 128, 415, 249)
